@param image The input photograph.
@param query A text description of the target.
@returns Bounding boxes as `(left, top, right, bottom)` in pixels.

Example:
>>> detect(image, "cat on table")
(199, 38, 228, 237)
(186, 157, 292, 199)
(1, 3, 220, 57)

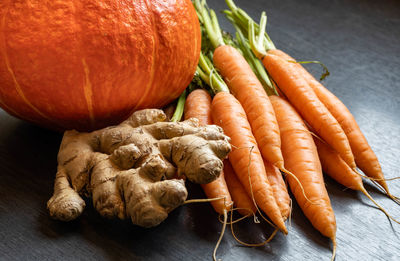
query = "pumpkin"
(0, 0, 201, 131)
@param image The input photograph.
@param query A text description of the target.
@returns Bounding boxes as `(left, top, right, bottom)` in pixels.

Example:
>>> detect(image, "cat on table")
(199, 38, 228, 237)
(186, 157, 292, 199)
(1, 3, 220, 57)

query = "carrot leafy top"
(196, 52, 229, 94)
(194, 0, 224, 49)
(224, 0, 276, 56)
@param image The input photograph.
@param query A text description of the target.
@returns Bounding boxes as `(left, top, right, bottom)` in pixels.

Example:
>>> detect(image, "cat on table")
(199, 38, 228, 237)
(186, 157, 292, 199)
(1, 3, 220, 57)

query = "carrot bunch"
(225, 0, 400, 206)
(171, 0, 399, 260)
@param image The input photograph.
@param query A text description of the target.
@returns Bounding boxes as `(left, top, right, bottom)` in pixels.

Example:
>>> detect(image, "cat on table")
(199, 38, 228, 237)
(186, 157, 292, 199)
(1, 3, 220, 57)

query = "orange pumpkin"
(0, 0, 201, 131)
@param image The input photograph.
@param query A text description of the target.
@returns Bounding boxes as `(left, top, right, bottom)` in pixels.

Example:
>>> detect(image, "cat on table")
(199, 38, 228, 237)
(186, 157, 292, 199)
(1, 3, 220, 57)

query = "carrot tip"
(361, 188, 400, 225)
(388, 194, 400, 206)
(282, 227, 288, 235)
(331, 237, 337, 261)
(353, 168, 400, 182)
(369, 179, 400, 206)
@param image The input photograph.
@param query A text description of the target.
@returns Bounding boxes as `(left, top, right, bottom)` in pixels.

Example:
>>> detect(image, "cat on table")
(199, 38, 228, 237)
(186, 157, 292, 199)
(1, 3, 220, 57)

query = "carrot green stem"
(194, 0, 224, 49)
(225, 0, 238, 12)
(256, 12, 267, 52)
(249, 19, 266, 59)
(235, 28, 278, 96)
(225, 0, 275, 51)
(226, 1, 331, 81)
(171, 89, 187, 122)
(197, 52, 229, 94)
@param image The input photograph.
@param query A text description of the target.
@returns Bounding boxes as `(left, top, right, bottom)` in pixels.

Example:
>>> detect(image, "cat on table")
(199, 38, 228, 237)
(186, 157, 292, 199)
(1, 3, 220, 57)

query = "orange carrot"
(264, 159, 290, 220)
(312, 82, 390, 192)
(312, 135, 363, 191)
(309, 83, 384, 185)
(270, 95, 335, 242)
(313, 134, 400, 224)
(213, 45, 284, 172)
(184, 89, 213, 125)
(184, 89, 233, 214)
(212, 91, 287, 234)
(270, 49, 392, 196)
(223, 159, 256, 216)
(263, 53, 355, 170)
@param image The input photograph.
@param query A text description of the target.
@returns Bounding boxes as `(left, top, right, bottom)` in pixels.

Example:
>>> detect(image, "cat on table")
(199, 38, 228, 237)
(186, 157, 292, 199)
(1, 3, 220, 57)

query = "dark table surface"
(1, 0, 400, 260)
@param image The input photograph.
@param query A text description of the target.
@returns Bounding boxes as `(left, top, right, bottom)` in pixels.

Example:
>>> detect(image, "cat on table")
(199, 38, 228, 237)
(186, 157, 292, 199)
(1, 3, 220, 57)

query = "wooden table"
(1, 0, 399, 260)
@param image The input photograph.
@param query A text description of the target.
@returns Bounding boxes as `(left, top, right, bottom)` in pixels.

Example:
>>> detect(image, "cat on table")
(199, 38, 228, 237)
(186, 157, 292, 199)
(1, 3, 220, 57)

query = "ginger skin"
(47, 109, 231, 227)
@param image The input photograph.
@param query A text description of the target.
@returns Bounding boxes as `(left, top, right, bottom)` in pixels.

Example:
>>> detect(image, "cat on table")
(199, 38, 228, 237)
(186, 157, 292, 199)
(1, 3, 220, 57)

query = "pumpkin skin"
(0, 0, 201, 131)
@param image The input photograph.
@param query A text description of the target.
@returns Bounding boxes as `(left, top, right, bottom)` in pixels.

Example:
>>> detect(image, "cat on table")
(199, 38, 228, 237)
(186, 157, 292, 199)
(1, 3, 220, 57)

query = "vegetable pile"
(37, 0, 398, 260)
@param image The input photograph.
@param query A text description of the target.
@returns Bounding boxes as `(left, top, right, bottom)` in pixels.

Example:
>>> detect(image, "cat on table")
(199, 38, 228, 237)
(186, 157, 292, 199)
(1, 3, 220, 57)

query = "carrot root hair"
(331, 237, 337, 261)
(388, 194, 400, 205)
(229, 207, 279, 247)
(218, 207, 253, 225)
(281, 167, 320, 206)
(213, 209, 228, 261)
(288, 197, 293, 229)
(184, 196, 227, 205)
(353, 168, 400, 182)
(373, 180, 400, 205)
(360, 187, 400, 225)
(353, 170, 400, 206)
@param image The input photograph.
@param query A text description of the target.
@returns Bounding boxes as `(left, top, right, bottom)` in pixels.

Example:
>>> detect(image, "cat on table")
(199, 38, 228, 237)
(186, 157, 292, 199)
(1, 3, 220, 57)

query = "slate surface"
(1, 0, 399, 260)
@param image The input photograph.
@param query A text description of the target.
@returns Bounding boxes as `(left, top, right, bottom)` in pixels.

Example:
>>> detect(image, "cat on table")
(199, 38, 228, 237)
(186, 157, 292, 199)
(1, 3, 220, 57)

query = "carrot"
(184, 89, 213, 125)
(264, 159, 291, 220)
(184, 89, 233, 215)
(223, 159, 256, 216)
(312, 134, 400, 224)
(269, 49, 396, 199)
(313, 135, 363, 190)
(211, 91, 287, 234)
(213, 45, 284, 170)
(262, 54, 355, 169)
(270, 95, 336, 255)
(183, 88, 233, 261)
(308, 80, 384, 184)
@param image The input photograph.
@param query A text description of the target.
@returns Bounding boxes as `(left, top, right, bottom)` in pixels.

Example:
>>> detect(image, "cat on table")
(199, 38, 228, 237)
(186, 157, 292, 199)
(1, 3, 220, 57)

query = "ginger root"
(47, 109, 231, 227)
